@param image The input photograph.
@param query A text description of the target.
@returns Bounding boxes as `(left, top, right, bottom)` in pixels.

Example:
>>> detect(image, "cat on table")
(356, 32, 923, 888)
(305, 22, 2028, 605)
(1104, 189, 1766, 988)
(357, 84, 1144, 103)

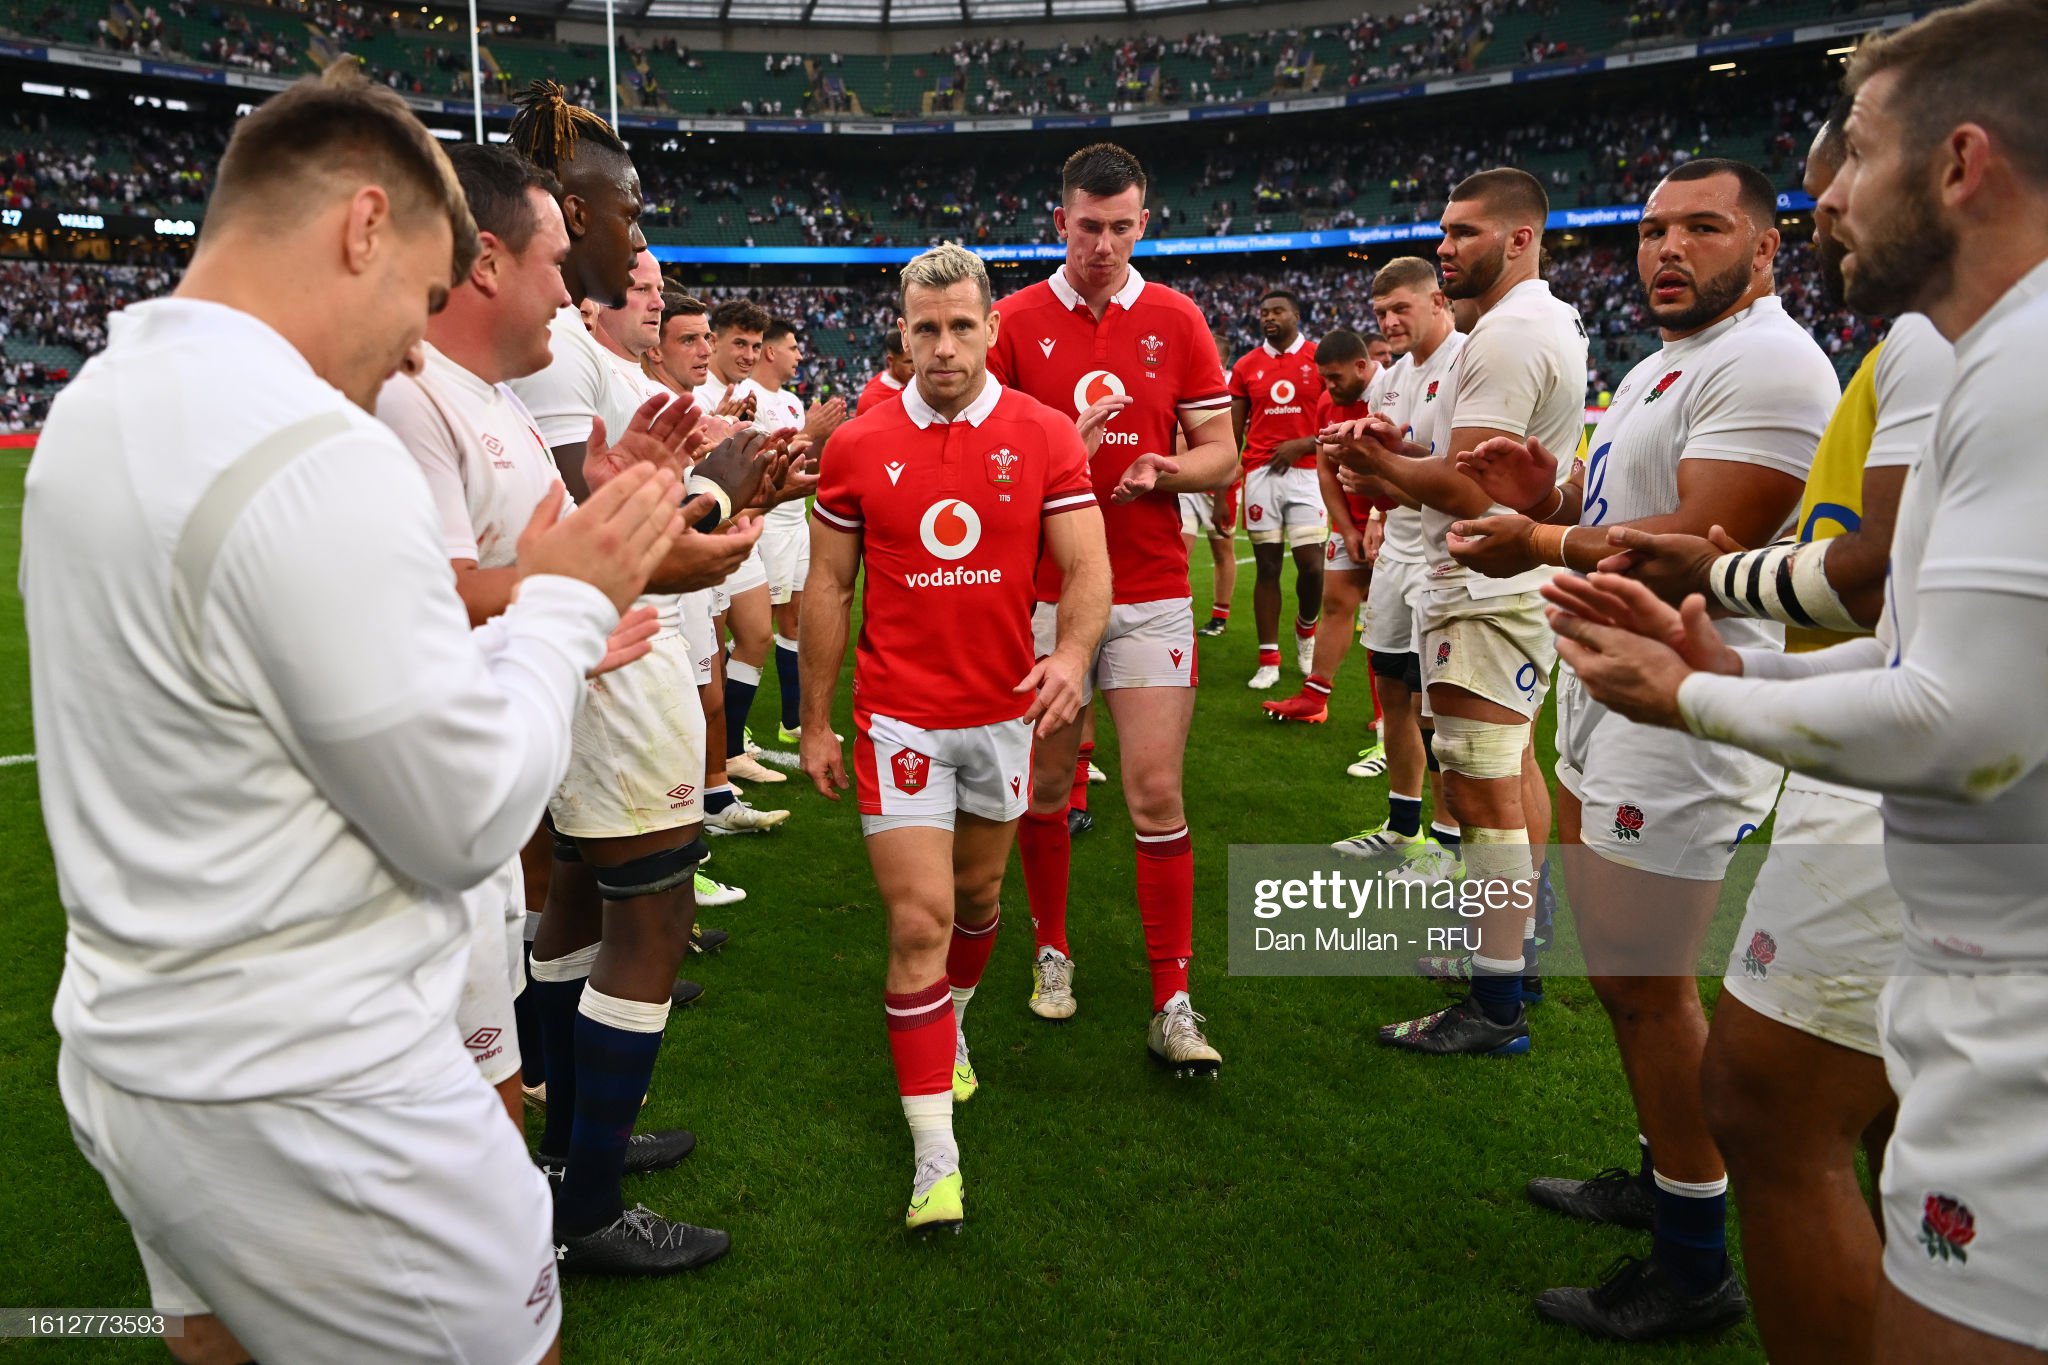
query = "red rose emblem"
(1612, 803, 1645, 841)
(1741, 929, 1777, 978)
(1435, 641, 1451, 667)
(1644, 370, 1684, 403)
(1920, 1193, 1976, 1263)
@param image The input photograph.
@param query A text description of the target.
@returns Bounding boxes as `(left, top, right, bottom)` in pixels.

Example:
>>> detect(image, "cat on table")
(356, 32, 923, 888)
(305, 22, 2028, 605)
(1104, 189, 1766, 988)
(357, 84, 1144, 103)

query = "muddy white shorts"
(1418, 584, 1555, 720)
(550, 629, 706, 838)
(1242, 464, 1326, 546)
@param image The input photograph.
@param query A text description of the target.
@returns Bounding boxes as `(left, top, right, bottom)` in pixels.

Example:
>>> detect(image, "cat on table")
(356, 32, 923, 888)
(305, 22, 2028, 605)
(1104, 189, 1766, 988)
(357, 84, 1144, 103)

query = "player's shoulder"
(833, 394, 913, 447)
(1136, 279, 1210, 325)
(993, 278, 1059, 318)
(992, 383, 1082, 441)
(1697, 298, 1837, 395)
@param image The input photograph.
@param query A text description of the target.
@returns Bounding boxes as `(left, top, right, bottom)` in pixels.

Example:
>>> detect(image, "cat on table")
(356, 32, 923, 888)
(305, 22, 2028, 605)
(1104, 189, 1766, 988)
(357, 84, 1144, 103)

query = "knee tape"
(593, 837, 708, 901)
(1462, 826, 1536, 884)
(543, 811, 581, 863)
(1430, 714, 1526, 781)
(530, 942, 600, 983)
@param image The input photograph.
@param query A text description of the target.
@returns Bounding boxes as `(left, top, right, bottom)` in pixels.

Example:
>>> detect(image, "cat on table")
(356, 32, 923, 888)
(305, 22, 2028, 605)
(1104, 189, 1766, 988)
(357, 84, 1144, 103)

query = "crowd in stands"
(1, 108, 224, 216)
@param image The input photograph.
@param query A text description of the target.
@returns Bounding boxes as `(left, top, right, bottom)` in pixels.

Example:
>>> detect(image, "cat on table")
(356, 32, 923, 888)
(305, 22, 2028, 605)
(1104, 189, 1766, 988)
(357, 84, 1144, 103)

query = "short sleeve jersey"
(1425, 278, 1589, 598)
(376, 342, 560, 571)
(1315, 388, 1385, 523)
(1365, 332, 1467, 566)
(858, 371, 905, 414)
(811, 378, 1096, 728)
(989, 266, 1231, 605)
(507, 307, 619, 449)
(1580, 294, 1839, 652)
(1230, 334, 1325, 471)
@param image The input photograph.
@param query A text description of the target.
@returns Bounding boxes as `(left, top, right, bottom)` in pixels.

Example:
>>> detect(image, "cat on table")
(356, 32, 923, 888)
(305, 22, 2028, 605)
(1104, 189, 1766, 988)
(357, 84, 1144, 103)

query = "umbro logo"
(1039, 338, 1056, 358)
(464, 1027, 502, 1051)
(668, 782, 696, 808)
(885, 461, 906, 485)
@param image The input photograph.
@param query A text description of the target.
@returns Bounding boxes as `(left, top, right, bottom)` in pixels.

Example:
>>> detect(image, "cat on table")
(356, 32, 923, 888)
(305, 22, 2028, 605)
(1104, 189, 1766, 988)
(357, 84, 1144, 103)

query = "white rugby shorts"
(1554, 666, 1782, 882)
(455, 858, 525, 1086)
(550, 630, 706, 838)
(1418, 584, 1555, 721)
(855, 708, 1032, 833)
(59, 1040, 560, 1365)
(1241, 464, 1326, 546)
(759, 515, 810, 606)
(1363, 555, 1427, 656)
(1032, 596, 1197, 705)
(1721, 775, 1900, 1056)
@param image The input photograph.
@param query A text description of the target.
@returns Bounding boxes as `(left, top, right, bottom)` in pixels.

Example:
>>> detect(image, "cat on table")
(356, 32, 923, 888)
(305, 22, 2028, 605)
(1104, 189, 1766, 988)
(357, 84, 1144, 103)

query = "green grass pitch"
(0, 446, 1776, 1361)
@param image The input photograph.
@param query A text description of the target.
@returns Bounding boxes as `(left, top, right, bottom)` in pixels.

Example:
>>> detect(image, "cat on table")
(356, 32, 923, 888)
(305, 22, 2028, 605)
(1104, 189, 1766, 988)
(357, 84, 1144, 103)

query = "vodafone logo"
(1270, 379, 1297, 405)
(919, 499, 982, 560)
(1073, 369, 1127, 413)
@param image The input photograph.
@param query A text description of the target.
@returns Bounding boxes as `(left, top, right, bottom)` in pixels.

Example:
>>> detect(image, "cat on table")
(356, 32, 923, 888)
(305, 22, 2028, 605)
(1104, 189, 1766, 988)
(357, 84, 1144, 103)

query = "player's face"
(1436, 199, 1509, 301)
(1371, 284, 1437, 356)
(1055, 185, 1149, 290)
(1368, 336, 1394, 369)
(716, 327, 763, 379)
(655, 312, 712, 387)
(887, 349, 916, 382)
(565, 159, 646, 310)
(1803, 142, 1847, 307)
(1318, 356, 1371, 405)
(598, 249, 664, 357)
(494, 190, 573, 381)
(355, 207, 453, 410)
(765, 335, 803, 386)
(1257, 296, 1298, 342)
(902, 280, 995, 407)
(1636, 172, 1764, 334)
(1825, 70, 1953, 320)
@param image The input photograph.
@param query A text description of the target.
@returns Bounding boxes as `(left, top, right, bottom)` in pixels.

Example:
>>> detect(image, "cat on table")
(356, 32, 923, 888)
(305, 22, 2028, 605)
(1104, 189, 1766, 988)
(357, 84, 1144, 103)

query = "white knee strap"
(1430, 714, 1526, 780)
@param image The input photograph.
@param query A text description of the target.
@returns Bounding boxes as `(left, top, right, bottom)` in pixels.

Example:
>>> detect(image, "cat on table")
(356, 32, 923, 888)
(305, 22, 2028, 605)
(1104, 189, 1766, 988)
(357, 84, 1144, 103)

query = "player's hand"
(1015, 647, 1088, 738)
(683, 411, 743, 460)
(799, 721, 848, 801)
(1112, 451, 1180, 504)
(1542, 572, 1741, 677)
(656, 505, 764, 591)
(1362, 515, 1384, 563)
(714, 390, 755, 422)
(1456, 434, 1560, 514)
(1548, 605, 1700, 731)
(804, 396, 846, 443)
(590, 603, 661, 677)
(1317, 415, 1411, 473)
(1076, 393, 1135, 455)
(1594, 524, 1745, 606)
(583, 392, 701, 491)
(1446, 512, 1542, 578)
(1335, 464, 1373, 497)
(691, 427, 776, 518)
(517, 467, 684, 613)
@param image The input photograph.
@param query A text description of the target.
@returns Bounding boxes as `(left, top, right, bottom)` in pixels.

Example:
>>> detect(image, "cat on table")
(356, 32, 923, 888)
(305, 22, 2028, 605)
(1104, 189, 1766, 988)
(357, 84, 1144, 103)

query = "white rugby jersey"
(1422, 278, 1588, 598)
(378, 342, 561, 570)
(1580, 294, 1838, 652)
(748, 382, 810, 530)
(1365, 331, 1466, 565)
(509, 306, 637, 451)
(21, 299, 613, 1102)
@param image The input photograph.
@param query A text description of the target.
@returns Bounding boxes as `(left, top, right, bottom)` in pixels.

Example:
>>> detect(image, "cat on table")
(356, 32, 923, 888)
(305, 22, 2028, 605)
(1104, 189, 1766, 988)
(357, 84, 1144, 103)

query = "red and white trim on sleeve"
(884, 978, 953, 1031)
(813, 501, 862, 532)
(1177, 393, 1233, 414)
(1042, 490, 1096, 516)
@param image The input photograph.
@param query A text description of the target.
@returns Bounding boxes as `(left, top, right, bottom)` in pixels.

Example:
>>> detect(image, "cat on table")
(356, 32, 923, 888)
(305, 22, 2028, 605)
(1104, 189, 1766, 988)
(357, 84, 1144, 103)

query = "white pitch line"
(0, 754, 35, 767)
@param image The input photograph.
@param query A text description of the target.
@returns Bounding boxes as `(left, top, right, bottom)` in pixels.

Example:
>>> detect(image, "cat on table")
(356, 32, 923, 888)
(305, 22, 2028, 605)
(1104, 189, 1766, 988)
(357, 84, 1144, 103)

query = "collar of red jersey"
(1047, 264, 1146, 313)
(902, 375, 1004, 429)
(1261, 333, 1308, 358)
(879, 373, 905, 391)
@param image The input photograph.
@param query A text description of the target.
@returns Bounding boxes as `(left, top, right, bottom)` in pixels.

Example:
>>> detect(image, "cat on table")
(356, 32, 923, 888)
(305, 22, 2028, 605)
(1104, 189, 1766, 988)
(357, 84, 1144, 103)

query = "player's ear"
(985, 304, 1001, 347)
(469, 231, 503, 297)
(1754, 224, 1781, 275)
(1137, 206, 1150, 238)
(1053, 205, 1068, 240)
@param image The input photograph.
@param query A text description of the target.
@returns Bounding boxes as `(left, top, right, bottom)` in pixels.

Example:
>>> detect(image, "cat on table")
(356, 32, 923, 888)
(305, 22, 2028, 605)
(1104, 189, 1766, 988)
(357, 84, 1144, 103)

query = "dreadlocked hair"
(507, 79, 626, 172)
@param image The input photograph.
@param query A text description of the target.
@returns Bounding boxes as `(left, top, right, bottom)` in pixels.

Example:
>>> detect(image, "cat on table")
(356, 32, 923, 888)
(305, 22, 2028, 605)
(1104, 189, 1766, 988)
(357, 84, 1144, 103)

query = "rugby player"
(1231, 288, 1328, 686)
(27, 67, 685, 1364)
(1320, 169, 1586, 1057)
(986, 143, 1237, 1063)
(1261, 326, 1383, 726)
(1327, 258, 1466, 857)
(856, 326, 913, 412)
(504, 83, 776, 1274)
(1449, 159, 1838, 1336)
(1547, 7, 2048, 1356)
(799, 244, 1108, 1232)
(1180, 329, 1242, 637)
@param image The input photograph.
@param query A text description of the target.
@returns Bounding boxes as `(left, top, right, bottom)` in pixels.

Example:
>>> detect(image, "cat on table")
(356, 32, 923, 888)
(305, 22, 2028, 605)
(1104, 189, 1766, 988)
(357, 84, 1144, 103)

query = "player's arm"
(1230, 396, 1249, 458)
(1317, 451, 1358, 541)
(1019, 502, 1110, 737)
(1153, 407, 1238, 493)
(450, 558, 520, 625)
(797, 480, 863, 798)
(1269, 435, 1318, 471)
(1327, 418, 1499, 518)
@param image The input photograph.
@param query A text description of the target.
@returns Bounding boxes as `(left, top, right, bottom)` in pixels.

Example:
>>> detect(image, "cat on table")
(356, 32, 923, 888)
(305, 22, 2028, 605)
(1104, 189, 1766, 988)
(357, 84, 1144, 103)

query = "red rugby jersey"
(1316, 389, 1393, 522)
(989, 266, 1231, 605)
(856, 370, 904, 415)
(811, 377, 1095, 728)
(1230, 334, 1325, 471)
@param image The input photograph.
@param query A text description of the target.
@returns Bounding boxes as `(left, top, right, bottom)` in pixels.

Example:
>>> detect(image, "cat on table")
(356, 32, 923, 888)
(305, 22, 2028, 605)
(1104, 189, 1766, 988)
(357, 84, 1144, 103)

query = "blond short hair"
(899, 243, 991, 313)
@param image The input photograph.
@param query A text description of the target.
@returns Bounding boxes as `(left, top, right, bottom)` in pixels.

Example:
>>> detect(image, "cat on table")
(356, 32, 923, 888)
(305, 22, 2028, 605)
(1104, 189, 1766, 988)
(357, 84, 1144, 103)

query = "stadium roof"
(551, 0, 1249, 26)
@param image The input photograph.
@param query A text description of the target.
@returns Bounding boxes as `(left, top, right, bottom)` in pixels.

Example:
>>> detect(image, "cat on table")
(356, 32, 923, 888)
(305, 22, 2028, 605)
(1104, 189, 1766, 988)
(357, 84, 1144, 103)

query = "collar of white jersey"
(1261, 333, 1309, 358)
(1955, 255, 2048, 360)
(112, 297, 315, 380)
(1667, 293, 1785, 352)
(1048, 264, 1146, 312)
(903, 375, 1004, 429)
(419, 340, 499, 404)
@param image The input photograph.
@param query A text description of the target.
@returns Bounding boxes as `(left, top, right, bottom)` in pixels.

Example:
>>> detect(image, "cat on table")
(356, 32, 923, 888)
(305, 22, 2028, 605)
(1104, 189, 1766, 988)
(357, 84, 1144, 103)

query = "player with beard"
(1543, 6, 2048, 1355)
(1261, 327, 1384, 725)
(1319, 169, 1585, 1059)
(985, 144, 1237, 1064)
(503, 83, 781, 1275)
(1233, 288, 1328, 687)
(1505, 109, 1953, 1364)
(1447, 160, 1838, 1338)
(1329, 258, 1467, 858)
